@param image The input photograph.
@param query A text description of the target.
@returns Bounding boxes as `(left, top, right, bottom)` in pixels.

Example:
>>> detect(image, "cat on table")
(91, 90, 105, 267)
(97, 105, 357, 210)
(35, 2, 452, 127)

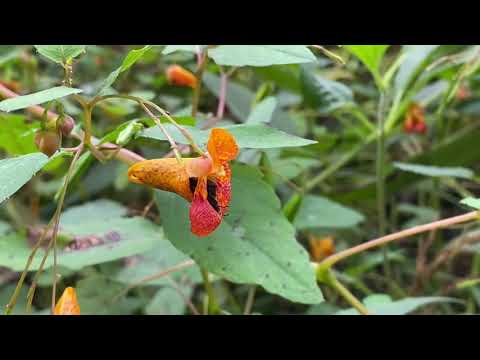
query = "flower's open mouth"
(189, 177, 219, 213)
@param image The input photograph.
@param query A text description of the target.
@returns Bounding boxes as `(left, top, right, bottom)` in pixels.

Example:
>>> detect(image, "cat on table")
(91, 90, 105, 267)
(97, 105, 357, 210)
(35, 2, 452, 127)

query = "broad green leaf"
(0, 200, 163, 271)
(208, 45, 316, 67)
(300, 65, 354, 113)
(162, 45, 198, 55)
(393, 162, 473, 179)
(75, 274, 146, 315)
(115, 238, 202, 286)
(254, 65, 301, 93)
(335, 295, 459, 315)
(98, 45, 152, 95)
(0, 86, 82, 112)
(203, 72, 254, 121)
(0, 284, 31, 315)
(0, 152, 49, 204)
(344, 45, 389, 87)
(145, 284, 193, 315)
(34, 45, 86, 64)
(155, 165, 323, 304)
(139, 123, 317, 149)
(294, 195, 365, 229)
(394, 45, 440, 100)
(246, 96, 277, 124)
(0, 114, 38, 154)
(460, 197, 480, 210)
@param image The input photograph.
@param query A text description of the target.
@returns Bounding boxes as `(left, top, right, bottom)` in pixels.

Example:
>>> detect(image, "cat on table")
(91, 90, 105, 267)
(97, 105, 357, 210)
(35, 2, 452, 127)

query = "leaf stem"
(201, 267, 220, 315)
(321, 270, 369, 315)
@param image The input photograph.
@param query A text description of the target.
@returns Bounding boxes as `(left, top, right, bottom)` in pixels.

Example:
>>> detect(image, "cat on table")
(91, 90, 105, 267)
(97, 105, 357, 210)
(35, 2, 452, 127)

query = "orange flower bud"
(309, 236, 335, 262)
(54, 287, 80, 315)
(166, 65, 197, 88)
(34, 129, 60, 157)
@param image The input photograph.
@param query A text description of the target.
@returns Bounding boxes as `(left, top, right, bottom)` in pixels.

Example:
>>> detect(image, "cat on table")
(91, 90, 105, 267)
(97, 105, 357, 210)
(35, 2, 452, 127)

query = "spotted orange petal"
(189, 176, 221, 237)
(54, 287, 80, 315)
(207, 128, 239, 171)
(214, 163, 232, 215)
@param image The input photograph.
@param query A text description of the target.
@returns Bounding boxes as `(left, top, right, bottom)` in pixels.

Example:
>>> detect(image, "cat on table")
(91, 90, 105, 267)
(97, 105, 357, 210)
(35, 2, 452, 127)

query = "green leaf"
(162, 45, 198, 55)
(139, 123, 316, 149)
(460, 197, 480, 210)
(34, 45, 86, 64)
(335, 295, 459, 315)
(155, 165, 323, 304)
(145, 284, 193, 315)
(115, 238, 202, 286)
(246, 96, 277, 124)
(394, 45, 440, 100)
(0, 200, 163, 271)
(254, 65, 301, 93)
(344, 45, 389, 88)
(294, 195, 365, 229)
(0, 152, 49, 204)
(208, 45, 316, 67)
(0, 114, 39, 155)
(98, 45, 152, 95)
(300, 65, 354, 113)
(0, 86, 82, 112)
(393, 162, 473, 179)
(203, 72, 254, 120)
(75, 274, 146, 315)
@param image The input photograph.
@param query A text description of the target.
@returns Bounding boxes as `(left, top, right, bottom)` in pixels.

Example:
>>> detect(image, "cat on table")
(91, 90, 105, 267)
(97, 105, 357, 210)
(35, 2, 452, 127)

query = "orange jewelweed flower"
(403, 103, 427, 135)
(128, 128, 239, 237)
(309, 235, 335, 262)
(166, 65, 197, 88)
(53, 287, 80, 315)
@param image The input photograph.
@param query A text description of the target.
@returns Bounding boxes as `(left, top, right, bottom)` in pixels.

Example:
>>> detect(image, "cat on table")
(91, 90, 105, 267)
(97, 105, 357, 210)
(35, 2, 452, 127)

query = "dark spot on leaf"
(265, 274, 270, 279)
(245, 251, 250, 256)
(282, 284, 287, 289)
(207, 246, 214, 252)
(221, 266, 227, 272)
(287, 261, 292, 267)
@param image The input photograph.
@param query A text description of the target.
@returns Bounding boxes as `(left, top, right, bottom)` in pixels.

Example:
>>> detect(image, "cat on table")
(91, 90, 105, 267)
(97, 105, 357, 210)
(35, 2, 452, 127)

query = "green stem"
(192, 50, 208, 117)
(322, 270, 369, 315)
(201, 268, 220, 315)
(376, 91, 392, 281)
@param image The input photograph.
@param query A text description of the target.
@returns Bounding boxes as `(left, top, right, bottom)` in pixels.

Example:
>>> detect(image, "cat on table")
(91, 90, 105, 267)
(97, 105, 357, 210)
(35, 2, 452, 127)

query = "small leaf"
(34, 45, 86, 64)
(0, 152, 49, 204)
(393, 162, 473, 179)
(394, 45, 440, 100)
(0, 86, 82, 112)
(246, 96, 277, 124)
(155, 165, 323, 304)
(145, 285, 194, 315)
(344, 45, 389, 88)
(300, 65, 354, 113)
(460, 197, 480, 210)
(335, 295, 459, 315)
(294, 195, 365, 229)
(98, 45, 152, 95)
(208, 45, 316, 67)
(139, 123, 317, 149)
